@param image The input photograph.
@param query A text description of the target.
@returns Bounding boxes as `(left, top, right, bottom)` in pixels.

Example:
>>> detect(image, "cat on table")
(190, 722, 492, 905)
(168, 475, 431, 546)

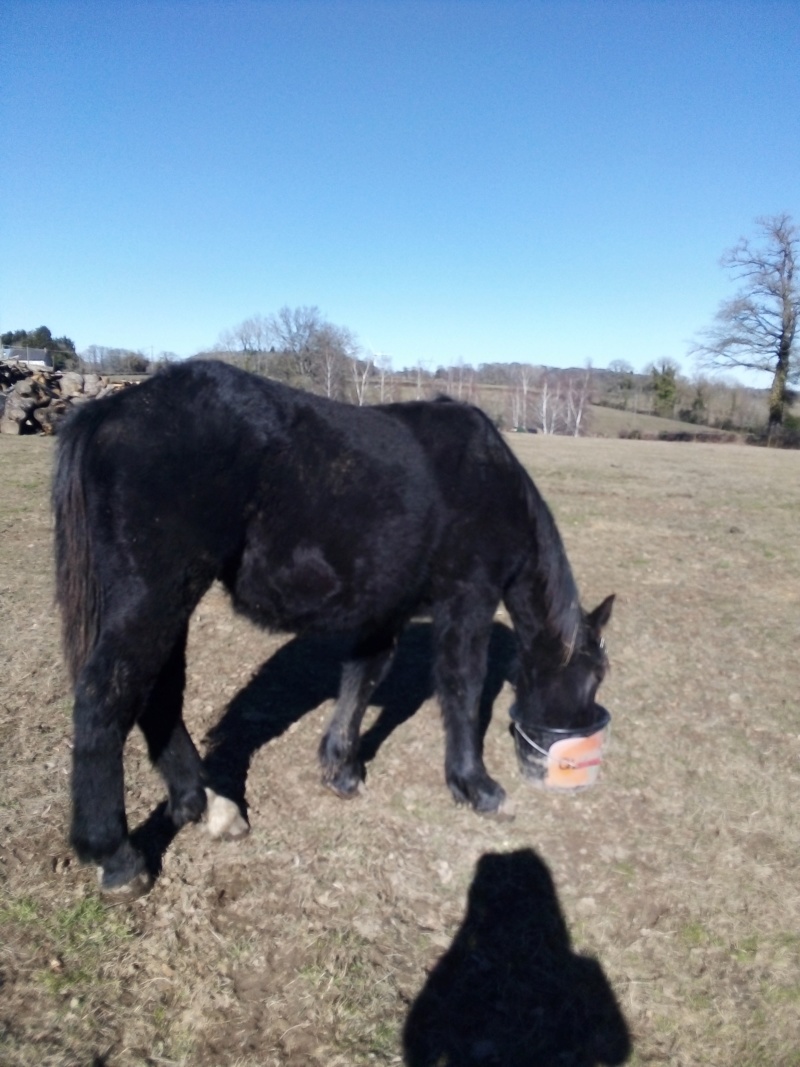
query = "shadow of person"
(403, 849, 632, 1067)
(201, 620, 516, 812)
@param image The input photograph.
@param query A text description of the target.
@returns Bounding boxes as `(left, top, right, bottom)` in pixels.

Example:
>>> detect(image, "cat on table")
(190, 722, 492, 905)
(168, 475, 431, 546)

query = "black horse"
(53, 360, 613, 898)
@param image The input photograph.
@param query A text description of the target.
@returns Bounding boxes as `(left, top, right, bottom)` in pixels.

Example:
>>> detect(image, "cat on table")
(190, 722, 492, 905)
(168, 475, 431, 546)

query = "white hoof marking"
(204, 788, 249, 840)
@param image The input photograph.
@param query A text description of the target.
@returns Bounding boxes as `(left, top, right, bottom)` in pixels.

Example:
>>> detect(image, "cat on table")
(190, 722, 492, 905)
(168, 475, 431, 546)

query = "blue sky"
(2, 1, 799, 381)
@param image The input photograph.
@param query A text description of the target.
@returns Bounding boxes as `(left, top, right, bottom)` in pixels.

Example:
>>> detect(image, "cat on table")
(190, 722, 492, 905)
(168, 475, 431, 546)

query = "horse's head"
(512, 594, 615, 734)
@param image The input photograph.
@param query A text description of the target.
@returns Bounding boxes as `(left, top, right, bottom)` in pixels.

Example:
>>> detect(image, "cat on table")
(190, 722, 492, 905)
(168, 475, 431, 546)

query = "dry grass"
(584, 403, 733, 438)
(0, 432, 798, 1066)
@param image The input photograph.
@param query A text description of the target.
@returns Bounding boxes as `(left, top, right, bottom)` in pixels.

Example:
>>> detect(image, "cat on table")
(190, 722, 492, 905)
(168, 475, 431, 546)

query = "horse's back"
(379, 396, 532, 564)
(60, 362, 440, 627)
(57, 360, 533, 633)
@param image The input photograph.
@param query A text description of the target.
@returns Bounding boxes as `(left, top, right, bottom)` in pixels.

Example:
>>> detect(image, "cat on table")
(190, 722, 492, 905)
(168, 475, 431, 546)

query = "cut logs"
(0, 361, 131, 435)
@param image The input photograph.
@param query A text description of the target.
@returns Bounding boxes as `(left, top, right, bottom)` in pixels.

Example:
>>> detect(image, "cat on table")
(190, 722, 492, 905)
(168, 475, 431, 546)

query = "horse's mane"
(519, 467, 582, 660)
(461, 404, 583, 661)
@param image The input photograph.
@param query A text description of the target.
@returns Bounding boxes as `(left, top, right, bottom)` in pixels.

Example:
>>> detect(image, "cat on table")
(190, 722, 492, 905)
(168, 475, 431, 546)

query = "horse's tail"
(52, 408, 104, 685)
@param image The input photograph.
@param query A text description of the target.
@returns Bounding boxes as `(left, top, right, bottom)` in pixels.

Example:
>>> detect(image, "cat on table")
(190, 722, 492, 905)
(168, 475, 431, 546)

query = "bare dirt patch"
(1, 434, 798, 1066)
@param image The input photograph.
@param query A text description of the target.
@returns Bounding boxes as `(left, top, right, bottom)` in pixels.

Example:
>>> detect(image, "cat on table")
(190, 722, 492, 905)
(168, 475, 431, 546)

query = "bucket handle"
(512, 720, 554, 759)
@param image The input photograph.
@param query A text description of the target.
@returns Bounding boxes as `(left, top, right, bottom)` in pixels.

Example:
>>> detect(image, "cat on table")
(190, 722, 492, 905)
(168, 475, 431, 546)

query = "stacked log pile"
(0, 361, 129, 435)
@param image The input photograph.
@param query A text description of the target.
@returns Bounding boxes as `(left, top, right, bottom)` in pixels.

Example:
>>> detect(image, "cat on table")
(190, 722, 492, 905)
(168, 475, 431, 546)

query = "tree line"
(1, 326, 77, 368)
(4, 215, 797, 438)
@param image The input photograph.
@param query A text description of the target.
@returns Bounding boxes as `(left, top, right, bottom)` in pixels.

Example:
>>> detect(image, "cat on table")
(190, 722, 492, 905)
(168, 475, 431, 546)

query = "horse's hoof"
(98, 866, 153, 902)
(322, 768, 365, 799)
(483, 795, 516, 822)
(448, 773, 508, 817)
(204, 788, 249, 840)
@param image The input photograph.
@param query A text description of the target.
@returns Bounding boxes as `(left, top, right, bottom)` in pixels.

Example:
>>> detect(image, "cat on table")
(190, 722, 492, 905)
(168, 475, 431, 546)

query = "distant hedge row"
(618, 427, 800, 448)
(617, 429, 740, 443)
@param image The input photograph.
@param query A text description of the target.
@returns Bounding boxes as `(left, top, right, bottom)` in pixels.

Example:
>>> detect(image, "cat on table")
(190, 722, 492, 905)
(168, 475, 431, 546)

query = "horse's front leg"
(137, 626, 207, 830)
(137, 626, 249, 845)
(433, 595, 506, 814)
(319, 632, 397, 797)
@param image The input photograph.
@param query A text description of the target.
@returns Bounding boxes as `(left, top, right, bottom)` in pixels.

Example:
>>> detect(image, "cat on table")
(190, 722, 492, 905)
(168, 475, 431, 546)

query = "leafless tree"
(606, 360, 635, 410)
(505, 364, 537, 430)
(216, 307, 359, 395)
(453, 357, 474, 401)
(79, 346, 149, 374)
(415, 360, 432, 400)
(350, 356, 373, 406)
(464, 365, 479, 404)
(565, 364, 592, 436)
(374, 353, 393, 403)
(215, 315, 273, 373)
(510, 388, 524, 431)
(691, 214, 799, 432)
(320, 339, 341, 399)
(149, 351, 180, 372)
(536, 375, 563, 434)
(516, 364, 533, 429)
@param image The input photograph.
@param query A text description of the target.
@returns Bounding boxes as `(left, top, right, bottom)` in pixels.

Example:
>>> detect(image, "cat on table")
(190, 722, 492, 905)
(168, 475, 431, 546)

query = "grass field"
(0, 432, 798, 1066)
(583, 403, 735, 438)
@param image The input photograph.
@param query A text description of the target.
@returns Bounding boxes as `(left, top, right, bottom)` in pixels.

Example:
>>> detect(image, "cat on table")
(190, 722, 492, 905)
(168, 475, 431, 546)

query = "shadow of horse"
(131, 621, 516, 877)
(202, 620, 516, 807)
(403, 849, 632, 1067)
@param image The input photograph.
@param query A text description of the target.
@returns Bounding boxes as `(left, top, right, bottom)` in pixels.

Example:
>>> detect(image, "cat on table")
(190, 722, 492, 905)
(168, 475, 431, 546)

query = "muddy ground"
(0, 433, 798, 1066)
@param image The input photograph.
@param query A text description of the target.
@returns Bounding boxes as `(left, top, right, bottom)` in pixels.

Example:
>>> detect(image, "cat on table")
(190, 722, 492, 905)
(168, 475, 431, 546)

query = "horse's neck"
(505, 552, 581, 669)
(502, 470, 583, 663)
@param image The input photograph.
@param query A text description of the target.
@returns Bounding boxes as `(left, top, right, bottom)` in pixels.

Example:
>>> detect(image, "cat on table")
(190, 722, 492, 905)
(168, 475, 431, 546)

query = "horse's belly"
(231, 538, 416, 634)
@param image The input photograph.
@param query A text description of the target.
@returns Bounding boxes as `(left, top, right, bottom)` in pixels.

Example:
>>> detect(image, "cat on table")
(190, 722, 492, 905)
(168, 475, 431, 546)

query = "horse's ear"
(588, 594, 615, 635)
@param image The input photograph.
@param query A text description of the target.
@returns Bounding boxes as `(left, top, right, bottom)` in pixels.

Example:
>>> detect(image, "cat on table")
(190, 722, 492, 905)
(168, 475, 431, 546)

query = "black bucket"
(510, 705, 612, 792)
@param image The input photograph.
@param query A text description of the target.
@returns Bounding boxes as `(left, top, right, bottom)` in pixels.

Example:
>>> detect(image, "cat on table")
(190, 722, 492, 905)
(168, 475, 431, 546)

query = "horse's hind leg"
(137, 625, 206, 830)
(70, 633, 158, 899)
(319, 631, 397, 798)
(433, 593, 506, 814)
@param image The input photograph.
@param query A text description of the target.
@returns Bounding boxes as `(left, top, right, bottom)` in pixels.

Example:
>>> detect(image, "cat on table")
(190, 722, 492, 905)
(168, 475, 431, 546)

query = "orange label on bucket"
(545, 729, 605, 790)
